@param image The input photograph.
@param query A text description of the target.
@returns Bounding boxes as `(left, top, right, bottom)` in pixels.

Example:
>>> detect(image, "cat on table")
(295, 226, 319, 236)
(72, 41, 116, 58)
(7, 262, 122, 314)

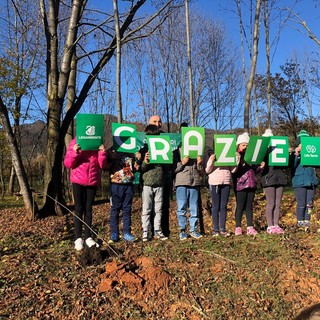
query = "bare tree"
(0, 96, 38, 219)
(39, 0, 185, 215)
(263, 0, 272, 128)
(185, 0, 194, 126)
(243, 0, 262, 131)
(124, 6, 242, 130)
(0, 0, 43, 195)
(113, 0, 123, 123)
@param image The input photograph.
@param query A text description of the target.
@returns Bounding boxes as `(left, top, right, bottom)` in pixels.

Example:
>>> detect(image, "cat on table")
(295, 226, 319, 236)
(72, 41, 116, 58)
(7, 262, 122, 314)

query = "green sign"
(161, 132, 181, 151)
(147, 135, 173, 164)
(300, 136, 320, 166)
(112, 123, 136, 153)
(76, 114, 104, 150)
(136, 132, 147, 151)
(244, 136, 270, 164)
(214, 134, 237, 166)
(181, 127, 205, 159)
(268, 136, 289, 166)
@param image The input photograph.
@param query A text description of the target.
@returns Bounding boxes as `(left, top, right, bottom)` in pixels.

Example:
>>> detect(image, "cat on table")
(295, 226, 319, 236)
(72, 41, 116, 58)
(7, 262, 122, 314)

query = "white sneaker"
(85, 237, 99, 248)
(74, 238, 84, 251)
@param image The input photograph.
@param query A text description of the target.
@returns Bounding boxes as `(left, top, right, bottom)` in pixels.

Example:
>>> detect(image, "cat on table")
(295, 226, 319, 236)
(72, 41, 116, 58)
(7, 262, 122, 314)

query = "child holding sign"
(64, 138, 107, 251)
(233, 132, 261, 236)
(106, 148, 141, 243)
(205, 152, 236, 237)
(260, 129, 286, 234)
(291, 130, 318, 230)
(174, 152, 203, 240)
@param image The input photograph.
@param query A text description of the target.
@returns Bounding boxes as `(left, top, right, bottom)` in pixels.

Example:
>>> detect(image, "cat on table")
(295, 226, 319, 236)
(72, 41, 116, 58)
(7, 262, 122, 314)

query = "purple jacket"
(64, 138, 107, 187)
(233, 153, 261, 192)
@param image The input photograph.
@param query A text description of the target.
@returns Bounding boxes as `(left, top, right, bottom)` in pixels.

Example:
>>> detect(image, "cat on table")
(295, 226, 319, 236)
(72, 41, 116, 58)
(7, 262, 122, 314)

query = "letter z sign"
(214, 134, 237, 166)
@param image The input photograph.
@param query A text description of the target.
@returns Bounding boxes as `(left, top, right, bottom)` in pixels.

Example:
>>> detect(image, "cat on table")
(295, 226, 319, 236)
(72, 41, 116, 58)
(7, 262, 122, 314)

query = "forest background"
(0, 0, 320, 217)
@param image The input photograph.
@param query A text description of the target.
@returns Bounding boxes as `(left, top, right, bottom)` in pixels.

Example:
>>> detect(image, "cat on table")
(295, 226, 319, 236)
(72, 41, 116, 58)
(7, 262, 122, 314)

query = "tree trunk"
(65, 54, 77, 148)
(114, 0, 123, 123)
(185, 0, 194, 126)
(263, 1, 271, 128)
(8, 165, 16, 195)
(39, 0, 147, 216)
(244, 0, 261, 131)
(0, 156, 5, 199)
(0, 96, 38, 220)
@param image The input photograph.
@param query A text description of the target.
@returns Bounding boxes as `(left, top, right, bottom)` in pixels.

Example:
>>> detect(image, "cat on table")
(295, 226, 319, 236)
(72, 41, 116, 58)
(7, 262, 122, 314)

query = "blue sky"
(87, 0, 320, 122)
(99, 0, 320, 73)
(192, 0, 320, 74)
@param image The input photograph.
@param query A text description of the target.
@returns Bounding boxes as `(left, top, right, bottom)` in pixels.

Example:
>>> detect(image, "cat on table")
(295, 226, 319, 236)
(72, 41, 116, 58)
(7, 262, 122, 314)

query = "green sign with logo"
(244, 136, 270, 164)
(147, 135, 173, 164)
(300, 136, 320, 166)
(76, 114, 104, 150)
(112, 123, 136, 153)
(161, 133, 181, 151)
(268, 136, 289, 166)
(214, 134, 237, 166)
(181, 127, 205, 159)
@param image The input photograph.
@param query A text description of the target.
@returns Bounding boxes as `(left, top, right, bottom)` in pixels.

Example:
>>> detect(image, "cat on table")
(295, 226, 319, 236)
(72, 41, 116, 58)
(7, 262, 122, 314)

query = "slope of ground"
(0, 191, 320, 319)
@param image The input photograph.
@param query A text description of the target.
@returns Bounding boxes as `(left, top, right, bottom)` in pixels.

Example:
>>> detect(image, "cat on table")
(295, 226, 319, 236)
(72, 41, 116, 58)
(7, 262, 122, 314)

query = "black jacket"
(260, 151, 287, 187)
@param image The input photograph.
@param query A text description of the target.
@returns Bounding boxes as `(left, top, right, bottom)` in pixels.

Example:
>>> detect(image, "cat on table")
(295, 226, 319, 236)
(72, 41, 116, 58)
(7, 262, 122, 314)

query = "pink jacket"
(205, 157, 235, 185)
(64, 138, 107, 187)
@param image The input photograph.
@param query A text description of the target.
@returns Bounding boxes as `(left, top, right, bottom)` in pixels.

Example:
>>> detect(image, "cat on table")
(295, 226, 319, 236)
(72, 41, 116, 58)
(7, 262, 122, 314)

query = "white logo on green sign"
(76, 114, 104, 150)
(301, 137, 320, 166)
(86, 126, 95, 135)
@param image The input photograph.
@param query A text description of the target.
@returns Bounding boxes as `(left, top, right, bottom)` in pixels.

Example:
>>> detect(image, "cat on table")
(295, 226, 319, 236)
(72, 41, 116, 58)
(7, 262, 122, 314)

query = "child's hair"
(144, 124, 160, 135)
(294, 303, 320, 320)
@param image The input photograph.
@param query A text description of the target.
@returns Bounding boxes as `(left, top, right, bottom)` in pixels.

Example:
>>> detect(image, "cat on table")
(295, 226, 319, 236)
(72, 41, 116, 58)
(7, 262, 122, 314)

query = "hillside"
(1, 190, 320, 319)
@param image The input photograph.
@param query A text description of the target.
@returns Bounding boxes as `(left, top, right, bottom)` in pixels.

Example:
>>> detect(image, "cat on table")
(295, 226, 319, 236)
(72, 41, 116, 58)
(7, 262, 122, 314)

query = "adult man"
(147, 115, 171, 237)
(149, 115, 162, 128)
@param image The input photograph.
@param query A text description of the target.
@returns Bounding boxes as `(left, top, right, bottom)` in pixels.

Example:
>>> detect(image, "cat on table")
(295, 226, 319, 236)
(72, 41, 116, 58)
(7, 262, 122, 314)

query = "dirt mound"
(99, 256, 172, 296)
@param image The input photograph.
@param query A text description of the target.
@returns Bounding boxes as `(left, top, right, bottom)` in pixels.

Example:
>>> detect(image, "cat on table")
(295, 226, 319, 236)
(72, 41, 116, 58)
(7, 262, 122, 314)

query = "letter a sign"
(181, 127, 205, 159)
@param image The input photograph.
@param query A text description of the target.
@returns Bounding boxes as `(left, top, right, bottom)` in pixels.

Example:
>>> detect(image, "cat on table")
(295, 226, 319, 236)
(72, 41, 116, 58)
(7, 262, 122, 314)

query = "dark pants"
(161, 180, 172, 236)
(235, 188, 255, 228)
(110, 183, 133, 235)
(294, 186, 315, 221)
(210, 184, 231, 232)
(72, 183, 97, 240)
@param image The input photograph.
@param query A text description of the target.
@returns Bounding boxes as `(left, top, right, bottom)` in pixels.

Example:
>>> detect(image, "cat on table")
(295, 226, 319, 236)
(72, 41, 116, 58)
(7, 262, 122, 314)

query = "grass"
(0, 195, 24, 209)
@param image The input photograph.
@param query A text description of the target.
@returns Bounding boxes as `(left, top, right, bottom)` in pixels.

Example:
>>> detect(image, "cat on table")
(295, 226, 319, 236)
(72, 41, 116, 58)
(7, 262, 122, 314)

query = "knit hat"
(298, 130, 309, 138)
(236, 132, 250, 145)
(295, 130, 309, 146)
(262, 128, 273, 137)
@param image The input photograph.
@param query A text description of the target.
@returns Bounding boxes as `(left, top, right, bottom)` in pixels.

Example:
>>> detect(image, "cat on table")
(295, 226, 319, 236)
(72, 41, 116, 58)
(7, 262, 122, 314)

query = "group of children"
(64, 116, 319, 251)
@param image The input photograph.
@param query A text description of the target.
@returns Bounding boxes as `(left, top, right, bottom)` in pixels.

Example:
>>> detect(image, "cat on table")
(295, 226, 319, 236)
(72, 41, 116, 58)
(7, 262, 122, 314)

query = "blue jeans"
(210, 184, 230, 232)
(294, 186, 315, 221)
(176, 186, 199, 232)
(110, 183, 133, 235)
